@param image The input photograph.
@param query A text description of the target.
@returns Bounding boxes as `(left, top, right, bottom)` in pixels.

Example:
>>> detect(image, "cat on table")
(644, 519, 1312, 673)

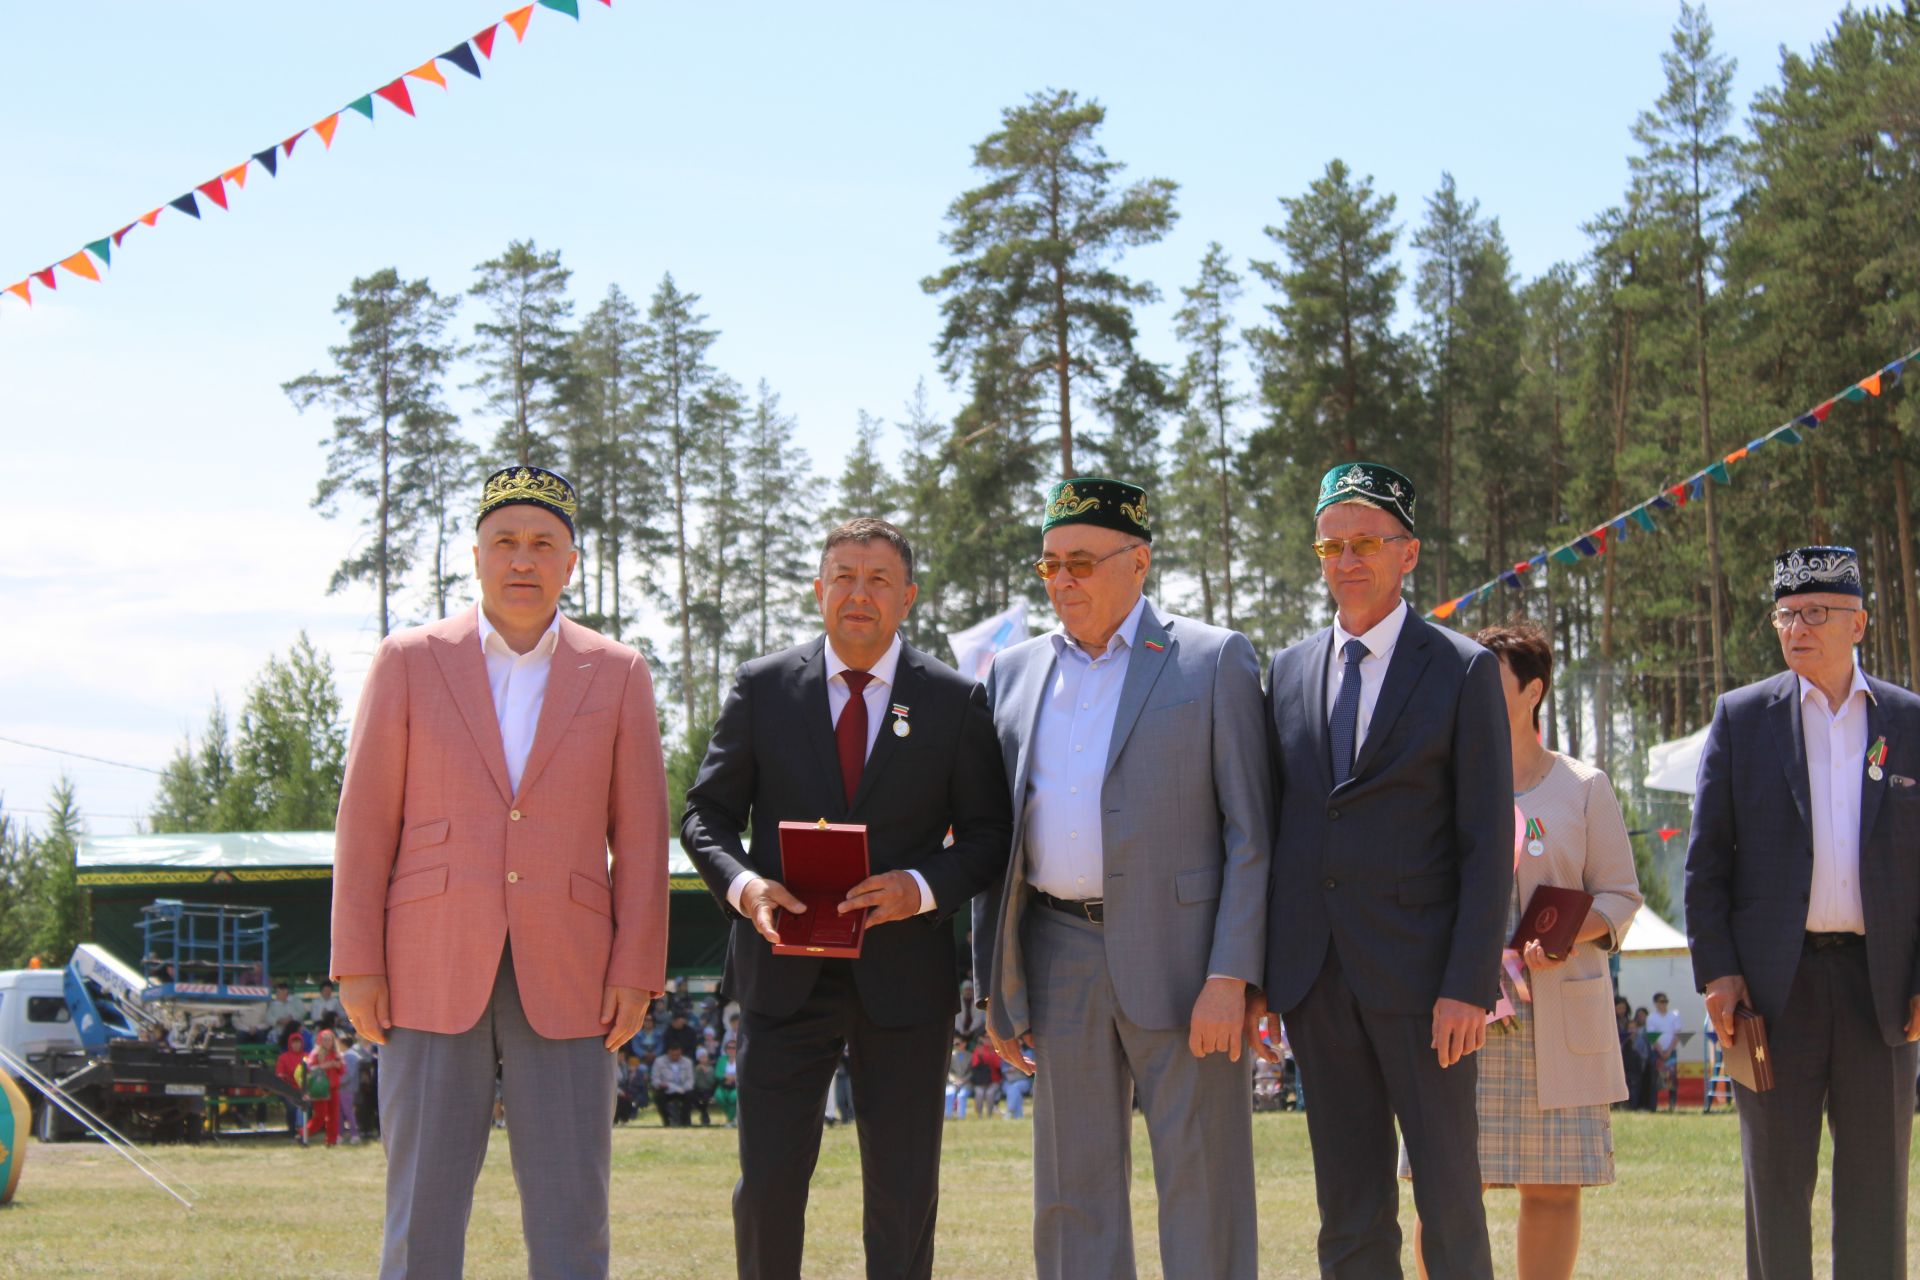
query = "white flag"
(947, 603, 1029, 682)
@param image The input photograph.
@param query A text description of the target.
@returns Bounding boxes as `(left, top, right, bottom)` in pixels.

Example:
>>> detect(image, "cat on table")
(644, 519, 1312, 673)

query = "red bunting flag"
(409, 59, 448, 89)
(282, 129, 307, 158)
(314, 114, 341, 148)
(504, 5, 535, 40)
(375, 79, 416, 116)
(474, 23, 499, 57)
(33, 268, 56, 290)
(1657, 827, 1682, 842)
(60, 251, 100, 282)
(4, 281, 30, 306)
(1811, 399, 1833, 422)
(111, 223, 137, 247)
(197, 178, 229, 211)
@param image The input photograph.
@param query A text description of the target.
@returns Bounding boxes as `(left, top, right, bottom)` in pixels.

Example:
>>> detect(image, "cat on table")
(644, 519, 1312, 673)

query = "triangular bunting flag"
(253, 146, 280, 176)
(538, 0, 581, 15)
(223, 162, 248, 189)
(474, 24, 499, 57)
(1611, 517, 1630, 542)
(1551, 547, 1579, 566)
(1795, 413, 1819, 430)
(504, 5, 535, 40)
(1745, 436, 1768, 453)
(60, 251, 100, 283)
(1842, 383, 1869, 403)
(169, 193, 201, 219)
(1650, 494, 1672, 511)
(197, 178, 229, 211)
(139, 208, 162, 227)
(1431, 599, 1459, 620)
(441, 42, 483, 78)
(1688, 477, 1706, 500)
(1724, 448, 1748, 465)
(315, 114, 341, 148)
(283, 129, 307, 158)
(111, 223, 137, 247)
(84, 237, 111, 267)
(1906, 346, 1920, 365)
(1574, 536, 1598, 558)
(1458, 589, 1480, 608)
(1630, 507, 1657, 533)
(1885, 361, 1905, 388)
(1776, 426, 1804, 445)
(374, 80, 415, 117)
(1669, 484, 1689, 508)
(1590, 527, 1609, 552)
(409, 59, 448, 88)
(346, 94, 375, 120)
(1811, 400, 1833, 422)
(1706, 461, 1730, 484)
(1859, 372, 1882, 397)
(1530, 553, 1548, 569)
(32, 268, 56, 290)
(1513, 560, 1534, 576)
(5, 280, 31, 306)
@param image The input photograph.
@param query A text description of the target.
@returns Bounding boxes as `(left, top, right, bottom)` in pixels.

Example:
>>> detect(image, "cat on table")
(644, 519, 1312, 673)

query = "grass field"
(0, 1110, 1904, 1278)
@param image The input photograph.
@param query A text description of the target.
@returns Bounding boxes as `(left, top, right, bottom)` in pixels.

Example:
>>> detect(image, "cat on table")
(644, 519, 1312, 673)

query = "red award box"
(1509, 885, 1593, 959)
(772, 821, 870, 958)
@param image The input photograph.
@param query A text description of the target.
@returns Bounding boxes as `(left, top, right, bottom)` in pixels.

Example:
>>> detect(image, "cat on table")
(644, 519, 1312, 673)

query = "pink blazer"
(330, 608, 670, 1039)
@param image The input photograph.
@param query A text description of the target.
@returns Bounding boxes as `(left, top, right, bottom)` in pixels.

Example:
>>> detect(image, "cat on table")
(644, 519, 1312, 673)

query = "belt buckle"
(1081, 900, 1104, 925)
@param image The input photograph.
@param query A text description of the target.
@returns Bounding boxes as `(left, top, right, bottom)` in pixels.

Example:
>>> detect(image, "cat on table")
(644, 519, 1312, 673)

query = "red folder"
(772, 821, 870, 958)
(1509, 885, 1593, 959)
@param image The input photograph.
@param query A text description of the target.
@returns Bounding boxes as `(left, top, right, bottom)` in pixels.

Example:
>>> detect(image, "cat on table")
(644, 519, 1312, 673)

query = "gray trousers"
(1739, 940, 1918, 1280)
(379, 946, 615, 1280)
(1025, 904, 1258, 1280)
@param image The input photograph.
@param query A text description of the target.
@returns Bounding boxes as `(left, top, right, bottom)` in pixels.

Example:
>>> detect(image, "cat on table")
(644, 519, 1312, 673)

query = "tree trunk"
(1889, 441, 1920, 688)
(1049, 166, 1072, 477)
(1693, 261, 1726, 699)
(1597, 311, 1634, 773)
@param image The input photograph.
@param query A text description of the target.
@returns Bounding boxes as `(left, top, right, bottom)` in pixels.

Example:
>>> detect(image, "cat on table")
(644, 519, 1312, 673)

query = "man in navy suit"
(1686, 545, 1920, 1280)
(1252, 462, 1512, 1279)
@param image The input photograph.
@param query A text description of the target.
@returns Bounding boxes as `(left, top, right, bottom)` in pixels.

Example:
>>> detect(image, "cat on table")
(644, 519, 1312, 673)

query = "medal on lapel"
(890, 703, 912, 738)
(1868, 735, 1888, 782)
(1524, 816, 1546, 858)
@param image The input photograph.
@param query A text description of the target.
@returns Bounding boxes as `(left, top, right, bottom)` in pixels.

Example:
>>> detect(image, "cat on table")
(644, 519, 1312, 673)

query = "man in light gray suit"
(972, 477, 1272, 1280)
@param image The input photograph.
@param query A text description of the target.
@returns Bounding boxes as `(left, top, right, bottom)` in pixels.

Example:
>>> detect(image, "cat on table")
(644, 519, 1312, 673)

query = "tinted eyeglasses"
(1033, 543, 1143, 581)
(1312, 534, 1410, 560)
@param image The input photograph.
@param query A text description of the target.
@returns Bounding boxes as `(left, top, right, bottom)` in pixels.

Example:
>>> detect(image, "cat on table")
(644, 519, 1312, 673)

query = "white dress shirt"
(727, 634, 934, 916)
(1023, 595, 1147, 900)
(1327, 598, 1410, 751)
(1800, 660, 1873, 934)
(477, 604, 562, 795)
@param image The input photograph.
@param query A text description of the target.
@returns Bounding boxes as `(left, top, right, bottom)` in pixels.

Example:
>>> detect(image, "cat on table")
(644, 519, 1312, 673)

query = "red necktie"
(837, 670, 874, 808)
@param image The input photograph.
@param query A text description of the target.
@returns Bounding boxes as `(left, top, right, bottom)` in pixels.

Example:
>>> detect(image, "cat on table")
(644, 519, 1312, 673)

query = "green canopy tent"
(75, 832, 730, 983)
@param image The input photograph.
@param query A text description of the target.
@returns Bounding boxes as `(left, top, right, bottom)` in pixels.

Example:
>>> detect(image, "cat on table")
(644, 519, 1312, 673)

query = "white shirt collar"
(1050, 593, 1149, 660)
(825, 631, 903, 689)
(1797, 657, 1874, 710)
(477, 603, 561, 658)
(1333, 597, 1410, 659)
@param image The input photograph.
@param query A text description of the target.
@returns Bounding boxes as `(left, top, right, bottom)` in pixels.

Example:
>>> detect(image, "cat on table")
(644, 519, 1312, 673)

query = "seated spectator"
(714, 1045, 739, 1128)
(662, 1010, 700, 1058)
(615, 1052, 646, 1125)
(1001, 1062, 1033, 1119)
(338, 1032, 364, 1144)
(265, 980, 308, 1041)
(968, 1038, 1002, 1118)
(354, 1041, 381, 1140)
(628, 1012, 662, 1061)
(691, 1049, 717, 1127)
(651, 1044, 695, 1127)
(231, 996, 271, 1045)
(309, 980, 346, 1025)
(946, 1039, 973, 1119)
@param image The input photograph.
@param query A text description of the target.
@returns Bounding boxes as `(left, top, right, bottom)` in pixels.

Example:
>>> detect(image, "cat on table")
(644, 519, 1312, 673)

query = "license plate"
(164, 1084, 205, 1097)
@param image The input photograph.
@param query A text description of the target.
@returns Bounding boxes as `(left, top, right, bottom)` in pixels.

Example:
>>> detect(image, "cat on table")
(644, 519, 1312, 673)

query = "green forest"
(7, 3, 1919, 962)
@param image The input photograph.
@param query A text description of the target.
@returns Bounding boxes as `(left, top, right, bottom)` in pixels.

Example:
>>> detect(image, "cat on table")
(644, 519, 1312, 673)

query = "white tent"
(1621, 906, 1689, 956)
(1644, 724, 1709, 794)
(1616, 907, 1701, 1036)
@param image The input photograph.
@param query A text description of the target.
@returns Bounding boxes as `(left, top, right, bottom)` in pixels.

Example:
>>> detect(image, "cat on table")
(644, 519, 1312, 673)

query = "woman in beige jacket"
(1409, 620, 1643, 1280)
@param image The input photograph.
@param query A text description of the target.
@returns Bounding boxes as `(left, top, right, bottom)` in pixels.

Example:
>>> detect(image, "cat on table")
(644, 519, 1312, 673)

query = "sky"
(0, 0, 1844, 834)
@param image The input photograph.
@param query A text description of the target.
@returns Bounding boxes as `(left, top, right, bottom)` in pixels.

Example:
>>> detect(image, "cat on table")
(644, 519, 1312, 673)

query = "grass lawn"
(0, 1109, 1902, 1278)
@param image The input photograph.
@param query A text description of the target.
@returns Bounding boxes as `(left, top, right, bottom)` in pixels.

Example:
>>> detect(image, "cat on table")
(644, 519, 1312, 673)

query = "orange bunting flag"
(314, 114, 341, 149)
(197, 177, 229, 211)
(1860, 372, 1883, 397)
(1725, 447, 1749, 464)
(1431, 599, 1459, 620)
(139, 208, 162, 227)
(409, 59, 448, 88)
(60, 251, 101, 283)
(224, 162, 249, 189)
(375, 79, 416, 116)
(504, 5, 535, 40)
(5, 280, 30, 306)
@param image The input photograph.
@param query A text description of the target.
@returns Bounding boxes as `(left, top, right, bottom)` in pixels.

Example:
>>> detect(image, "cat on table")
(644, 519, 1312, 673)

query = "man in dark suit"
(682, 517, 1013, 1280)
(1251, 462, 1512, 1279)
(1686, 545, 1920, 1280)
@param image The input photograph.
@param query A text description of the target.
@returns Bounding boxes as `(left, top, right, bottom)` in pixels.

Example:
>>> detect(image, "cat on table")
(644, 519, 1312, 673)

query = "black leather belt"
(1805, 931, 1865, 952)
(1031, 889, 1104, 925)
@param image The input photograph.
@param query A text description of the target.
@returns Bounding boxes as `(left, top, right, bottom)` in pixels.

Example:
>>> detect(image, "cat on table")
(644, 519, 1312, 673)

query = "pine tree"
(564, 284, 655, 638)
(1171, 243, 1246, 627)
(740, 380, 816, 655)
(224, 634, 348, 831)
(693, 375, 749, 720)
(284, 268, 459, 637)
(923, 88, 1178, 476)
(830, 411, 900, 525)
(31, 777, 84, 966)
(469, 239, 574, 467)
(150, 699, 236, 833)
(1412, 174, 1487, 603)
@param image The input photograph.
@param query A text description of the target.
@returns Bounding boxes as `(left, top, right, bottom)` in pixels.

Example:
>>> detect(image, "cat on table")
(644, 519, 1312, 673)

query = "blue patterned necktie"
(1329, 638, 1369, 787)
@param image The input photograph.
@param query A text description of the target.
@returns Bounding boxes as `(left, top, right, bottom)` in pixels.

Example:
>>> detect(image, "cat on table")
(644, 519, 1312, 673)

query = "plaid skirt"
(1398, 998, 1616, 1187)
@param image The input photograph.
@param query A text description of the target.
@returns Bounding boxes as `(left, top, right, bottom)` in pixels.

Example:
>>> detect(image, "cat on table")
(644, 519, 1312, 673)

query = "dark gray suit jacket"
(1264, 609, 1514, 1018)
(1684, 669, 1920, 1045)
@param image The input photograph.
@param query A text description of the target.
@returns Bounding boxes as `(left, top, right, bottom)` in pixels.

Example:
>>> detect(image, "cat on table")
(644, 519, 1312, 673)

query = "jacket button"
(507, 872, 520, 884)
(510, 809, 522, 821)
(1329, 809, 1341, 821)
(1324, 878, 1338, 890)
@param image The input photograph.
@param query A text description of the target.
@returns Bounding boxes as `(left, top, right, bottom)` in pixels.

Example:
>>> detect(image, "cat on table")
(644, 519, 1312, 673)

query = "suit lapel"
(850, 645, 923, 813)
(1347, 611, 1435, 785)
(1302, 628, 1334, 794)
(1858, 679, 1889, 856)
(1007, 643, 1057, 852)
(1104, 601, 1172, 774)
(796, 639, 846, 813)
(1767, 674, 1814, 841)
(513, 618, 600, 803)
(429, 611, 513, 805)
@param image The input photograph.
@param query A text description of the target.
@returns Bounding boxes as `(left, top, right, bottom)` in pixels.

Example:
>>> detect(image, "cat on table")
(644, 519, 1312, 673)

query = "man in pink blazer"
(332, 465, 670, 1280)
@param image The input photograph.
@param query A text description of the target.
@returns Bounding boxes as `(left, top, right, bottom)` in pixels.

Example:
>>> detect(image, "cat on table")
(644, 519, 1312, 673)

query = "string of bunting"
(2, 0, 608, 312)
(1428, 342, 1920, 621)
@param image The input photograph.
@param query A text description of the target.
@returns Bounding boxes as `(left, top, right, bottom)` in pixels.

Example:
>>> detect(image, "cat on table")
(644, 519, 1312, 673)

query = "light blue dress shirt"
(1022, 595, 1148, 900)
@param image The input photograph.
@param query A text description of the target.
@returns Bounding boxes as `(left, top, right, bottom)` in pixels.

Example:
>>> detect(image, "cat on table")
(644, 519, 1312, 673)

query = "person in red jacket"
(304, 1029, 348, 1147)
(274, 1027, 309, 1147)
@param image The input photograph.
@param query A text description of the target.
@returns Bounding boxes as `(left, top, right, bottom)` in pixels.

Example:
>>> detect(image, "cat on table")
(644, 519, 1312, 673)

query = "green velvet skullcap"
(1315, 461, 1416, 532)
(1041, 477, 1152, 544)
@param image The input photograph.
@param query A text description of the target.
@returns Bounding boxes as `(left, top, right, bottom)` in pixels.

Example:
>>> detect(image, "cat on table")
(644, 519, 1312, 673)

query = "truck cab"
(0, 968, 86, 1120)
